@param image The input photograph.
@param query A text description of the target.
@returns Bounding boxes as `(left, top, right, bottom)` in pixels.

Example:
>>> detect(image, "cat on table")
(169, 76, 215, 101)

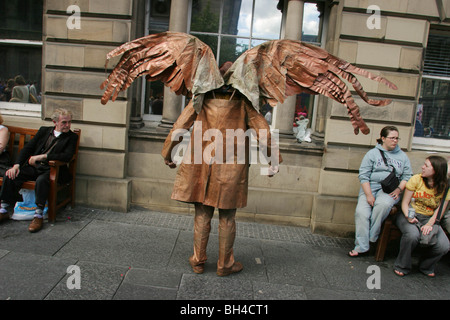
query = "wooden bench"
(0, 126, 81, 223)
(375, 205, 401, 261)
(375, 205, 450, 261)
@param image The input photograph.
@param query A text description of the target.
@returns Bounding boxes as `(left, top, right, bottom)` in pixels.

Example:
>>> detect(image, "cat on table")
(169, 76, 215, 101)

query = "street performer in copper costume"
(100, 32, 397, 276)
(160, 62, 281, 276)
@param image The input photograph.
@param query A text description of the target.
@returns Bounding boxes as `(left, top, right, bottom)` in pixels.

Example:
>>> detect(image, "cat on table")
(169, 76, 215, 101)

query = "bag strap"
(379, 149, 396, 173)
(435, 181, 449, 224)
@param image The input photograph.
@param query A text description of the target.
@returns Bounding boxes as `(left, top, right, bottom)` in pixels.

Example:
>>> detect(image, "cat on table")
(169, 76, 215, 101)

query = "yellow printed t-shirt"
(406, 174, 450, 216)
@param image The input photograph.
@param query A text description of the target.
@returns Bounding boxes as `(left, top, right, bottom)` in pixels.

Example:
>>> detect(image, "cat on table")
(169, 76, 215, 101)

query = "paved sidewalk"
(0, 205, 449, 303)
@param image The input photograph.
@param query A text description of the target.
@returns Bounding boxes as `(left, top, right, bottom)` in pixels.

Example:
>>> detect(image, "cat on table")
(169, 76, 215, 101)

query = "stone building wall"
(42, 0, 134, 211)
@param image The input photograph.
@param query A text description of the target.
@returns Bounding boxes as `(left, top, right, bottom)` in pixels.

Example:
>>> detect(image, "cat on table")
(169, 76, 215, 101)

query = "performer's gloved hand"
(165, 159, 177, 169)
(268, 165, 279, 177)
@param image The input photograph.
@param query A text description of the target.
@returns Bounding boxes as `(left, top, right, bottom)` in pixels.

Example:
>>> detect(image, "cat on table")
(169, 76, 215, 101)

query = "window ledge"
(412, 137, 450, 152)
(129, 120, 324, 155)
(0, 102, 41, 118)
(278, 136, 324, 155)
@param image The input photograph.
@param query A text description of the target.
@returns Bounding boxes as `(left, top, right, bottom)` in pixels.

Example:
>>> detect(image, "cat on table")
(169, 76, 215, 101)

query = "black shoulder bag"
(379, 149, 400, 194)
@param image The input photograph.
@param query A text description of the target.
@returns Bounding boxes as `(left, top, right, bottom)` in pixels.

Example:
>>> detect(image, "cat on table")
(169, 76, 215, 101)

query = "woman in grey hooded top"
(349, 126, 413, 257)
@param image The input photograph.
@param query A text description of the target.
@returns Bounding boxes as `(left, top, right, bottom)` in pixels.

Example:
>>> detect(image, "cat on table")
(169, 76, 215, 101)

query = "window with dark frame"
(0, 0, 43, 104)
(415, 29, 450, 142)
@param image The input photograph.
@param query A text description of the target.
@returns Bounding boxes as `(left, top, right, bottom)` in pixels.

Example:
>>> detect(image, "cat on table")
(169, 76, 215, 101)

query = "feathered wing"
(224, 40, 398, 135)
(100, 31, 224, 111)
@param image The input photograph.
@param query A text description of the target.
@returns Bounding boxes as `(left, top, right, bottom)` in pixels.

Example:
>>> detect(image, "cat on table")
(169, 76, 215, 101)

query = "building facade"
(0, 0, 449, 237)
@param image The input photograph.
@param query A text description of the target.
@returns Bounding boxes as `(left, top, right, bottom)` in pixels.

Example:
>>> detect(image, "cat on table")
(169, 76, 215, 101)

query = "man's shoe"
(217, 262, 243, 277)
(28, 217, 43, 233)
(0, 213, 9, 223)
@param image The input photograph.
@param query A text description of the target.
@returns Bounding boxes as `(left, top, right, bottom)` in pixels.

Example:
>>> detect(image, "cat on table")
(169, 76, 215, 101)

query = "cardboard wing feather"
(101, 32, 397, 135)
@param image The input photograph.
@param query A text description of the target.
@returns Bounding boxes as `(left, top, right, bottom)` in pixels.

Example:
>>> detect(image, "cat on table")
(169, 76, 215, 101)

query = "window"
(190, 0, 282, 65)
(142, 0, 171, 119)
(189, 0, 283, 126)
(0, 0, 43, 105)
(414, 29, 450, 149)
(294, 2, 323, 135)
(190, 0, 323, 131)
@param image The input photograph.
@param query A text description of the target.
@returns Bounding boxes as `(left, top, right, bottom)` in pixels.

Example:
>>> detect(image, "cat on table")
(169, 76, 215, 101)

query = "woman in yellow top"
(394, 156, 450, 277)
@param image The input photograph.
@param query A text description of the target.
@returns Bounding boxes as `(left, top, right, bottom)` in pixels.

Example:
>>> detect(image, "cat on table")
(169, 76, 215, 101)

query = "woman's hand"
(389, 187, 401, 200)
(421, 224, 433, 235)
(366, 193, 375, 206)
(406, 216, 418, 224)
(361, 182, 375, 206)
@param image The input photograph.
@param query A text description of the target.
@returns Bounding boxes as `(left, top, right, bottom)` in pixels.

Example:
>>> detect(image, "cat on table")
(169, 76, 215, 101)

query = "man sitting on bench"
(0, 108, 78, 232)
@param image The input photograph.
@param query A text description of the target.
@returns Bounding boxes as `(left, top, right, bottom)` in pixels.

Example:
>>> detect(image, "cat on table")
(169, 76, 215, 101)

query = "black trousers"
(0, 165, 50, 207)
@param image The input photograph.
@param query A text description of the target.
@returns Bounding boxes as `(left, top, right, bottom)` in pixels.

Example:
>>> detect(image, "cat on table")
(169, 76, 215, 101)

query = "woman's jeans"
(441, 209, 450, 235)
(354, 188, 398, 253)
(394, 213, 449, 275)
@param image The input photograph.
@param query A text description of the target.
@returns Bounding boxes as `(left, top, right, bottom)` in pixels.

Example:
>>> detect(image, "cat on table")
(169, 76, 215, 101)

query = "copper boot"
(190, 204, 214, 274)
(216, 209, 243, 276)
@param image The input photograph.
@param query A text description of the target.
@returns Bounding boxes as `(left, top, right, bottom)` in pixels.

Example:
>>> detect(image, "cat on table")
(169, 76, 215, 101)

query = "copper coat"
(161, 95, 282, 209)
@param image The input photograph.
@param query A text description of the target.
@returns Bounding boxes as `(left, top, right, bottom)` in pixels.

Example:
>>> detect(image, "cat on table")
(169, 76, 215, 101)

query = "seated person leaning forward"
(0, 108, 78, 232)
(349, 126, 413, 257)
(394, 156, 450, 277)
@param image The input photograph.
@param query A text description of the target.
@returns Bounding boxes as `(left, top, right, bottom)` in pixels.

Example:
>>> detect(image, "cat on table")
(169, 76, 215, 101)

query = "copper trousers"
(191, 203, 236, 272)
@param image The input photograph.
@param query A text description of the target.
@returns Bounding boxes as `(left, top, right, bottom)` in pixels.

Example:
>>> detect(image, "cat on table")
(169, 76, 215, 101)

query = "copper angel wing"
(224, 40, 397, 135)
(100, 31, 224, 110)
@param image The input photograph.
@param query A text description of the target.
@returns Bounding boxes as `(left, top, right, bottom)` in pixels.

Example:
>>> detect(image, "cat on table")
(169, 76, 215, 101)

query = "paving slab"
(0, 215, 89, 256)
(45, 260, 129, 300)
(177, 274, 254, 300)
(0, 251, 76, 300)
(54, 219, 180, 269)
(113, 266, 182, 300)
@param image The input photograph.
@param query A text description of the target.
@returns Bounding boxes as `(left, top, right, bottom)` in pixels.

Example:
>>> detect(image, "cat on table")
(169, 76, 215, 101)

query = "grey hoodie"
(358, 144, 413, 192)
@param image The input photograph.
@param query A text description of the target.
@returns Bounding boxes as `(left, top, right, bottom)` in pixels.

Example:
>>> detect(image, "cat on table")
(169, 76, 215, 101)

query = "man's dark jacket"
(16, 126, 78, 181)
